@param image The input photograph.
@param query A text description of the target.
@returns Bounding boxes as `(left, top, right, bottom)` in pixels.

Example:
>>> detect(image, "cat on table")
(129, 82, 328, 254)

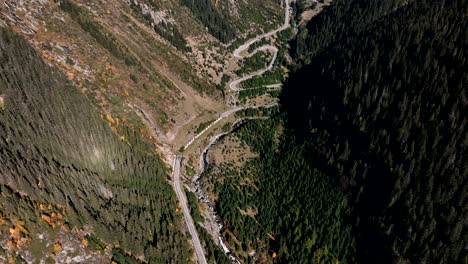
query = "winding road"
(233, 0, 291, 59)
(172, 0, 291, 263)
(229, 0, 290, 91)
(183, 104, 279, 150)
(229, 46, 279, 91)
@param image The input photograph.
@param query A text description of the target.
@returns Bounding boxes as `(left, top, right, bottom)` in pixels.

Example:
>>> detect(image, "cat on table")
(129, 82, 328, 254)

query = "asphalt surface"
(173, 156, 208, 264)
(229, 46, 279, 91)
(232, 0, 291, 59)
(173, 1, 291, 263)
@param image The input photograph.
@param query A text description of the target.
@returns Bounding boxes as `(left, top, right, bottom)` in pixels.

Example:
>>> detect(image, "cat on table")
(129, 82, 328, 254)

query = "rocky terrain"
(0, 0, 283, 162)
(0, 0, 287, 263)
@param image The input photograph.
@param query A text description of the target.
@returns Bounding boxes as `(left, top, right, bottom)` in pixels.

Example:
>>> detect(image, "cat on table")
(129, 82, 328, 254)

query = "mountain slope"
(202, 0, 467, 263)
(0, 0, 285, 164)
(0, 28, 190, 263)
(282, 0, 467, 262)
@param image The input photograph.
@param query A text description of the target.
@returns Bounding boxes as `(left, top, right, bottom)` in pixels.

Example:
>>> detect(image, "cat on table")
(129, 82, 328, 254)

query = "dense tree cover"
(281, 0, 467, 262)
(186, 188, 203, 224)
(239, 88, 280, 102)
(291, 0, 410, 64)
(235, 51, 270, 77)
(0, 29, 190, 262)
(210, 0, 466, 263)
(241, 68, 284, 88)
(180, 0, 235, 43)
(209, 118, 355, 263)
(247, 38, 271, 54)
(153, 21, 190, 52)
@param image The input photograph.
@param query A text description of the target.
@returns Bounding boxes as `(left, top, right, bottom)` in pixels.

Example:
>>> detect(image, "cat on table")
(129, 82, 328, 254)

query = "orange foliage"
(41, 214, 53, 227)
(53, 242, 62, 252)
(6, 240, 16, 251)
(41, 212, 63, 228)
(12, 219, 28, 235)
(6, 219, 31, 250)
(17, 237, 31, 248)
(106, 114, 115, 124)
(42, 52, 57, 63)
(82, 238, 88, 247)
(9, 227, 20, 240)
(66, 71, 75, 79)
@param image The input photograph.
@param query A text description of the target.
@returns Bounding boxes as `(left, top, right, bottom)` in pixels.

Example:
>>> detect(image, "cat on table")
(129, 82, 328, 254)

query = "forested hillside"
(0, 29, 189, 262)
(282, 0, 467, 262)
(207, 119, 355, 263)
(181, 0, 282, 44)
(208, 0, 467, 263)
(180, 0, 235, 43)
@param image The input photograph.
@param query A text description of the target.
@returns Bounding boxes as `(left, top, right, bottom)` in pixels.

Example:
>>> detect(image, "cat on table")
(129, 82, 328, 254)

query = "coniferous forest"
(283, 0, 467, 261)
(180, 0, 236, 43)
(209, 0, 467, 263)
(0, 0, 466, 263)
(0, 29, 190, 262)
